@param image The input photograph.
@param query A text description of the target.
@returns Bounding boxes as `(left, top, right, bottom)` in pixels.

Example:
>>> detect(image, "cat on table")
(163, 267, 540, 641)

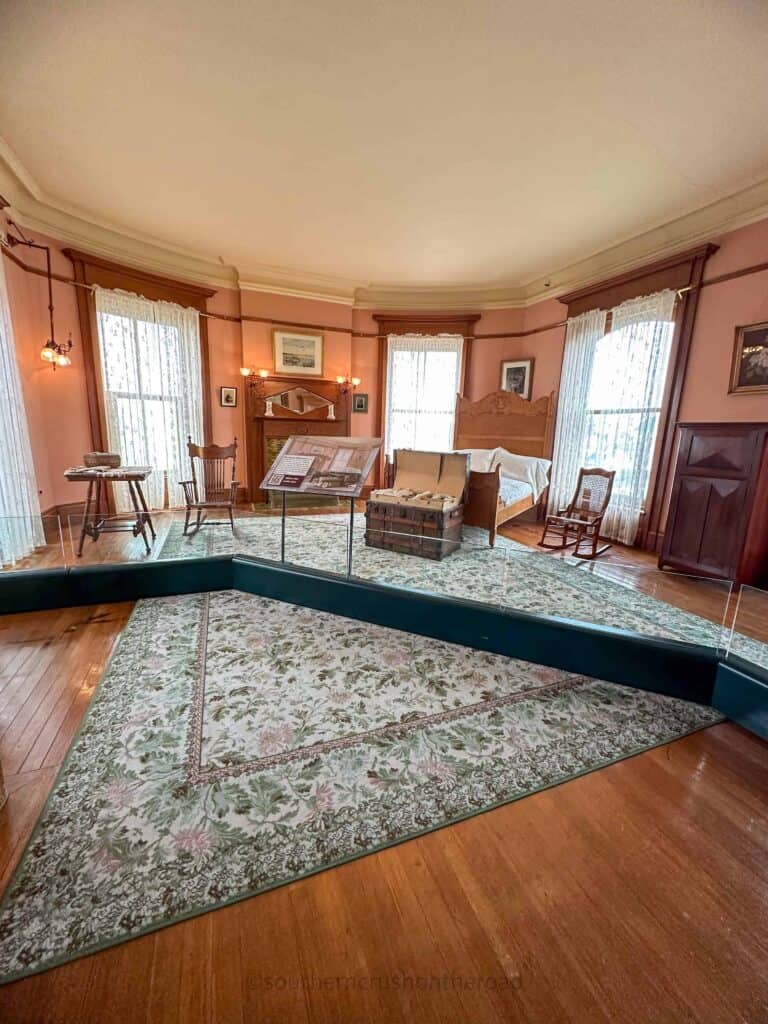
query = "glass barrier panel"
(498, 550, 733, 650)
(282, 512, 351, 576)
(0, 515, 66, 572)
(349, 516, 510, 604)
(67, 510, 163, 565)
(727, 586, 768, 671)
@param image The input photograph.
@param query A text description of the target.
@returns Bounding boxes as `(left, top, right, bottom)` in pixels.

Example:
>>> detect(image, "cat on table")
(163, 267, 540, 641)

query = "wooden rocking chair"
(180, 437, 239, 535)
(539, 467, 615, 559)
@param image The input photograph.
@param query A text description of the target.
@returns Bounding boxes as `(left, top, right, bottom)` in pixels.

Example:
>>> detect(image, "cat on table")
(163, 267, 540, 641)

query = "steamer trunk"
(364, 450, 468, 560)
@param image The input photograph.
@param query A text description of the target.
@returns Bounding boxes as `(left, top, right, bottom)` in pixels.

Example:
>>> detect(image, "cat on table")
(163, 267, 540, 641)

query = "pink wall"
(680, 218, 768, 423)
(206, 287, 246, 481)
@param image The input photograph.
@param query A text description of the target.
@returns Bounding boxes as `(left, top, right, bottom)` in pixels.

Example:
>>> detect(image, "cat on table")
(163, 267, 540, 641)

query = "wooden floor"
(0, 600, 767, 1022)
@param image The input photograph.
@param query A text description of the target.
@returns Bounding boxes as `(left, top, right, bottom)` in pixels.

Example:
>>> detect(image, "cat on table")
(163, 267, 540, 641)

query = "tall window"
(384, 334, 463, 457)
(0, 254, 43, 567)
(549, 290, 676, 546)
(94, 288, 204, 510)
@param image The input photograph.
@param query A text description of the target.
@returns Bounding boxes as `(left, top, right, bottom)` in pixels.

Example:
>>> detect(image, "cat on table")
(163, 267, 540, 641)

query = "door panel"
(697, 478, 749, 574)
(666, 478, 711, 565)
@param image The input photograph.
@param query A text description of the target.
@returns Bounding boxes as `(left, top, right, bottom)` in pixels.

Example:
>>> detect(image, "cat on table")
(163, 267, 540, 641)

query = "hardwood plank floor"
(0, 602, 767, 1022)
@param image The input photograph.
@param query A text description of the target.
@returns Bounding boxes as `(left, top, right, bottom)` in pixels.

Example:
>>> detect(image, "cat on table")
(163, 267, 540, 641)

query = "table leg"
(134, 481, 156, 540)
(77, 480, 94, 557)
(128, 480, 151, 554)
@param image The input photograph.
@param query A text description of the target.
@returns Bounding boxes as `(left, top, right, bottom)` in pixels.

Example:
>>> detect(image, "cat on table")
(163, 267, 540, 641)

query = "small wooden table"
(65, 466, 156, 556)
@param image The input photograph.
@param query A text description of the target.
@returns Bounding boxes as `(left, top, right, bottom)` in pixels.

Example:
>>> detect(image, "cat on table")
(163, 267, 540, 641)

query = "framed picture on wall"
(352, 393, 369, 413)
(500, 359, 534, 399)
(273, 329, 324, 376)
(220, 386, 238, 407)
(729, 322, 768, 394)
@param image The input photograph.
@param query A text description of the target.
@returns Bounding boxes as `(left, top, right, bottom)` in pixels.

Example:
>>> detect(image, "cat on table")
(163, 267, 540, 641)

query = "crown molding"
(0, 144, 239, 291)
(3, 139, 768, 311)
(353, 282, 527, 311)
(520, 176, 768, 305)
(238, 265, 360, 306)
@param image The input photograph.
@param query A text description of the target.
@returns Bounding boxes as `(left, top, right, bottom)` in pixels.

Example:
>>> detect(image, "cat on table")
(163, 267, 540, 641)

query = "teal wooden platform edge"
(713, 660, 768, 741)
(1, 555, 764, 726)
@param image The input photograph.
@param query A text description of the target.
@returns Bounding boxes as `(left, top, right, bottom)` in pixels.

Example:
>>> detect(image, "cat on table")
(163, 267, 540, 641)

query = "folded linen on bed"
(493, 448, 551, 501)
(455, 448, 495, 472)
(454, 447, 551, 501)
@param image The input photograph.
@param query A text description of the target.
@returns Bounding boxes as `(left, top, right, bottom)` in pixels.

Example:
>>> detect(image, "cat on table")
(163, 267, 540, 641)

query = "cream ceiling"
(1, 0, 768, 305)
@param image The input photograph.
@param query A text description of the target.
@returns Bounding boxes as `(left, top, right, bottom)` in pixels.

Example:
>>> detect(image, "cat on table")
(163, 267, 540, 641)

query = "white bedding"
(456, 447, 551, 501)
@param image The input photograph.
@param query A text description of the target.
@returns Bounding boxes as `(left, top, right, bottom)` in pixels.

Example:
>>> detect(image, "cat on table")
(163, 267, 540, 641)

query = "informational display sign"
(261, 436, 382, 498)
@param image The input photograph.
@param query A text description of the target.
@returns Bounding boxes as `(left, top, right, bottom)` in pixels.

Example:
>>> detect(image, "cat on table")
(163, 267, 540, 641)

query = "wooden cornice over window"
(558, 243, 720, 317)
(371, 312, 482, 336)
(63, 249, 217, 453)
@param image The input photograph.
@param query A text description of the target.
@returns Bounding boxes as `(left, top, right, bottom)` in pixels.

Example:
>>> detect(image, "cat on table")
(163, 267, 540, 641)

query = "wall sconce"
(335, 375, 361, 395)
(240, 366, 270, 385)
(2, 209, 74, 371)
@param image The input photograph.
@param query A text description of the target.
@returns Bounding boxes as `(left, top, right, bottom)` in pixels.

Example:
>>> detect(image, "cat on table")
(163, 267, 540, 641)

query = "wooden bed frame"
(453, 390, 555, 546)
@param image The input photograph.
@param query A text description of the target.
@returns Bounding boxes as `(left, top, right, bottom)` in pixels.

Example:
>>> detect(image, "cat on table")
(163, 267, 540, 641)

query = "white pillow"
(454, 448, 495, 473)
(492, 448, 551, 500)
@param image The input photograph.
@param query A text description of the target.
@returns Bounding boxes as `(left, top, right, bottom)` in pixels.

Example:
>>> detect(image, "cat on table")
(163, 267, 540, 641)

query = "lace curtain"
(0, 254, 44, 566)
(549, 290, 676, 546)
(384, 333, 464, 457)
(94, 288, 204, 510)
(548, 309, 607, 521)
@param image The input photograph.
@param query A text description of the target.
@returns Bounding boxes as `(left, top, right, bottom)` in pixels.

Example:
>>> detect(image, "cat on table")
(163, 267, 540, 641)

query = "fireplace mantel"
(245, 375, 351, 503)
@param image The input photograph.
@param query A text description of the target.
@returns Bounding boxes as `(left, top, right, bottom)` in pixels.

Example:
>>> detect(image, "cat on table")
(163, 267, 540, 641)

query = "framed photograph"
(352, 393, 369, 413)
(730, 322, 768, 394)
(273, 329, 323, 376)
(500, 359, 534, 399)
(220, 386, 238, 408)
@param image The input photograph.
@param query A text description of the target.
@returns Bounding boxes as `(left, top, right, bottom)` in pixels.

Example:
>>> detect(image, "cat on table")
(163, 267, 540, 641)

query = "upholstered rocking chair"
(539, 467, 615, 559)
(180, 437, 240, 535)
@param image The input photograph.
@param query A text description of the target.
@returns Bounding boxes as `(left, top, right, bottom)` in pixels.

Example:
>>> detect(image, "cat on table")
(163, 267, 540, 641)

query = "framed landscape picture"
(500, 358, 534, 399)
(730, 322, 768, 394)
(273, 329, 323, 376)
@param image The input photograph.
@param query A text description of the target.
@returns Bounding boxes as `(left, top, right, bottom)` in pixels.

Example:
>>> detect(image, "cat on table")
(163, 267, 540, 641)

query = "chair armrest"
(229, 480, 240, 502)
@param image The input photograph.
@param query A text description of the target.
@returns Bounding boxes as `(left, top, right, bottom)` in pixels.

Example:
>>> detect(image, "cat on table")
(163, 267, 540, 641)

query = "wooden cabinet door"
(661, 424, 763, 580)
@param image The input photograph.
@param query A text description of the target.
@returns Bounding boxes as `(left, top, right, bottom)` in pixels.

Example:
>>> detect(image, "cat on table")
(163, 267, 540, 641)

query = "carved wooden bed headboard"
(453, 390, 555, 458)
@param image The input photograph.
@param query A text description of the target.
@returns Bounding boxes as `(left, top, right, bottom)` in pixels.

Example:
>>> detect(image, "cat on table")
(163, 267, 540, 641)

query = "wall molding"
(4, 141, 768, 312)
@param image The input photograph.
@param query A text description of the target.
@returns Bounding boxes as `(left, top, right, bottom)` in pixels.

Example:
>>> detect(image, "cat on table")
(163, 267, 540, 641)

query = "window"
(384, 334, 463, 457)
(94, 288, 204, 511)
(549, 290, 676, 546)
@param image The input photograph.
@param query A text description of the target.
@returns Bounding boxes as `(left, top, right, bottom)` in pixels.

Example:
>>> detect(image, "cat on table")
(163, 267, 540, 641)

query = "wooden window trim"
(64, 250, 216, 458)
(559, 243, 719, 551)
(371, 313, 481, 487)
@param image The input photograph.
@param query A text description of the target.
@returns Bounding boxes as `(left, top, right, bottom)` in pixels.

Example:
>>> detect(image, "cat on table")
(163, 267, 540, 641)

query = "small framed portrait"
(500, 359, 534, 399)
(352, 393, 369, 413)
(273, 329, 324, 376)
(220, 386, 238, 408)
(730, 322, 768, 394)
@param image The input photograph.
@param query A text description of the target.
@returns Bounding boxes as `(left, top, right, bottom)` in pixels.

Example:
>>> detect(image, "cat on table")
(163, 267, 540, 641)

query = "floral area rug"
(0, 589, 721, 983)
(159, 514, 754, 654)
